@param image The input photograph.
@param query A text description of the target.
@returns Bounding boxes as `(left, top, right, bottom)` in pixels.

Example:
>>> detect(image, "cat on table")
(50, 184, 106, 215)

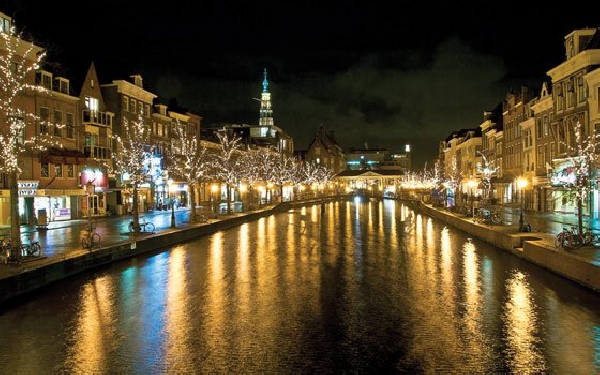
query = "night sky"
(4, 1, 598, 169)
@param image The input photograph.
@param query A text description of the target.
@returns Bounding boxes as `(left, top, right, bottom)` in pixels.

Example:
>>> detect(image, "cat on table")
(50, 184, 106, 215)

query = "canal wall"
(416, 201, 600, 293)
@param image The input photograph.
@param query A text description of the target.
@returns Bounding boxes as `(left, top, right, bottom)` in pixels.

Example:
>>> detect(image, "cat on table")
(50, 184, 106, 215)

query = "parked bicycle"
(555, 227, 583, 249)
(473, 208, 502, 225)
(0, 235, 41, 262)
(0, 239, 9, 264)
(580, 227, 600, 247)
(129, 217, 155, 233)
(21, 239, 41, 257)
(81, 229, 101, 249)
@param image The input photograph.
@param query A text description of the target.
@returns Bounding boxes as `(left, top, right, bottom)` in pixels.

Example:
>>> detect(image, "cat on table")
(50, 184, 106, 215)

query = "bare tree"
(556, 121, 598, 234)
(0, 25, 56, 252)
(106, 111, 153, 232)
(239, 146, 271, 209)
(213, 130, 242, 214)
(167, 120, 211, 221)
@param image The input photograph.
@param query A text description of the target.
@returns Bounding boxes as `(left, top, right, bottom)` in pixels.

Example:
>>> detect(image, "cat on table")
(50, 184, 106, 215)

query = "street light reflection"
(69, 277, 115, 371)
(504, 271, 545, 371)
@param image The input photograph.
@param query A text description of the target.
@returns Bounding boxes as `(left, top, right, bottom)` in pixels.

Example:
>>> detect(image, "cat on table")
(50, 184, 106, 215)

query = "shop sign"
(18, 180, 39, 196)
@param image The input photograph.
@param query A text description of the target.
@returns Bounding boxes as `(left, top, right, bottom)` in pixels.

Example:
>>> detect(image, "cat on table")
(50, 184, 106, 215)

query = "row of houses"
(439, 27, 600, 218)
(1, 10, 414, 229)
(0, 11, 316, 227)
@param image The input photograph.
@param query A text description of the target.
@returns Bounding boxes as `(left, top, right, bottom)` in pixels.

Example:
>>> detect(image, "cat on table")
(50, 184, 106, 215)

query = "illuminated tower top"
(259, 68, 273, 126)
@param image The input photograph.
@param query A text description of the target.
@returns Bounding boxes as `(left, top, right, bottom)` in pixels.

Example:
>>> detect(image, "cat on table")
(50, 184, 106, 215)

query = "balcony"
(82, 110, 112, 127)
(84, 146, 111, 160)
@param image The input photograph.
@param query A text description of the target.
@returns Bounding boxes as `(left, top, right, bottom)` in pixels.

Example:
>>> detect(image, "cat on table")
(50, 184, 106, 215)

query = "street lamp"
(517, 177, 528, 230)
(168, 179, 175, 228)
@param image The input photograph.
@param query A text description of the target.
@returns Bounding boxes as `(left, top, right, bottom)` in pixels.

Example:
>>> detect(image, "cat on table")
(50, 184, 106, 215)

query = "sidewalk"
(0, 207, 229, 280)
(443, 204, 600, 265)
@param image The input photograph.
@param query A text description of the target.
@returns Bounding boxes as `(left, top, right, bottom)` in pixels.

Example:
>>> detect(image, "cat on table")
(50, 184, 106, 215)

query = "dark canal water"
(0, 199, 599, 373)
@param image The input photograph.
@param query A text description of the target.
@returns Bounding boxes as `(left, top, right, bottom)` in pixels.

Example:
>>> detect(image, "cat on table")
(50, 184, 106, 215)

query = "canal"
(0, 199, 598, 372)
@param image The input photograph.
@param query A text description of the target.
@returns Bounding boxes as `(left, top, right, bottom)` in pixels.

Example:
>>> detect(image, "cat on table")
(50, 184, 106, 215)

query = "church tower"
(259, 68, 274, 126)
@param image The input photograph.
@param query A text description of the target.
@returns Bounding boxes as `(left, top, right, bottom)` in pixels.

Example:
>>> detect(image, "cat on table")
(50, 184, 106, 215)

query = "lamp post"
(517, 177, 528, 230)
(168, 179, 175, 228)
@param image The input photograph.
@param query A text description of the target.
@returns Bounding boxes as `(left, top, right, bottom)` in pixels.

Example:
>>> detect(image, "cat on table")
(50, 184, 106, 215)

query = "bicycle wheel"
(146, 223, 155, 233)
(571, 234, 583, 249)
(128, 222, 135, 233)
(92, 233, 101, 246)
(491, 213, 502, 224)
(555, 232, 565, 248)
(29, 242, 41, 256)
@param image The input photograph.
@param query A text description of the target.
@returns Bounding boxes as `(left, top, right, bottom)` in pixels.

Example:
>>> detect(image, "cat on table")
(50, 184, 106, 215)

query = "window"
(85, 96, 99, 111)
(39, 107, 50, 134)
(58, 79, 69, 94)
(37, 71, 52, 90)
(67, 164, 74, 178)
(53, 110, 62, 136)
(536, 118, 542, 139)
(66, 113, 74, 138)
(130, 99, 136, 114)
(41, 163, 49, 177)
(0, 16, 11, 33)
(577, 76, 587, 103)
(122, 96, 129, 112)
(54, 164, 63, 177)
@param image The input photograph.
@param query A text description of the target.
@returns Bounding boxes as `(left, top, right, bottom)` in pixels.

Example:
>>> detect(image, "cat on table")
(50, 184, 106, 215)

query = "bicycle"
(198, 214, 210, 223)
(21, 239, 41, 257)
(129, 218, 155, 233)
(580, 227, 600, 247)
(473, 208, 502, 225)
(81, 229, 101, 249)
(555, 227, 583, 249)
(0, 239, 9, 264)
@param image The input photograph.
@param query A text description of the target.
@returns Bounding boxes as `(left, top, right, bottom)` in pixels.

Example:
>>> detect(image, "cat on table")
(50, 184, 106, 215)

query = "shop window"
(54, 164, 63, 177)
(41, 162, 49, 177)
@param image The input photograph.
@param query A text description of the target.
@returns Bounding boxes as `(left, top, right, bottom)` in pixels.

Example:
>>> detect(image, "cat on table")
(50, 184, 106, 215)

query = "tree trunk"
(132, 183, 140, 232)
(578, 195, 583, 235)
(189, 183, 197, 222)
(9, 171, 21, 259)
(226, 183, 231, 214)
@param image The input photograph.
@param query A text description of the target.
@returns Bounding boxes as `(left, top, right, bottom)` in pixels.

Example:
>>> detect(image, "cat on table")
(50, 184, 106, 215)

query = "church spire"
(259, 69, 274, 126)
(262, 68, 269, 93)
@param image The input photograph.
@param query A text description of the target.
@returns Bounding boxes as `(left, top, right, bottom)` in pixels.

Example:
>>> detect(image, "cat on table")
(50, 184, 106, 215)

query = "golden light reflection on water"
(503, 271, 545, 371)
(205, 231, 226, 362)
(165, 246, 193, 369)
(67, 276, 116, 372)
(439, 227, 455, 299)
(462, 240, 486, 362)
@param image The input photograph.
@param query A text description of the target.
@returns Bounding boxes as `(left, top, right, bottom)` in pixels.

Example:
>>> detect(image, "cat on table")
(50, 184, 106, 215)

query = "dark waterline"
(0, 200, 599, 373)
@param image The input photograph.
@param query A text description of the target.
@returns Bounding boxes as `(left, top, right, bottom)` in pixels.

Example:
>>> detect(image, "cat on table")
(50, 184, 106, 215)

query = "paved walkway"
(1, 202, 599, 279)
